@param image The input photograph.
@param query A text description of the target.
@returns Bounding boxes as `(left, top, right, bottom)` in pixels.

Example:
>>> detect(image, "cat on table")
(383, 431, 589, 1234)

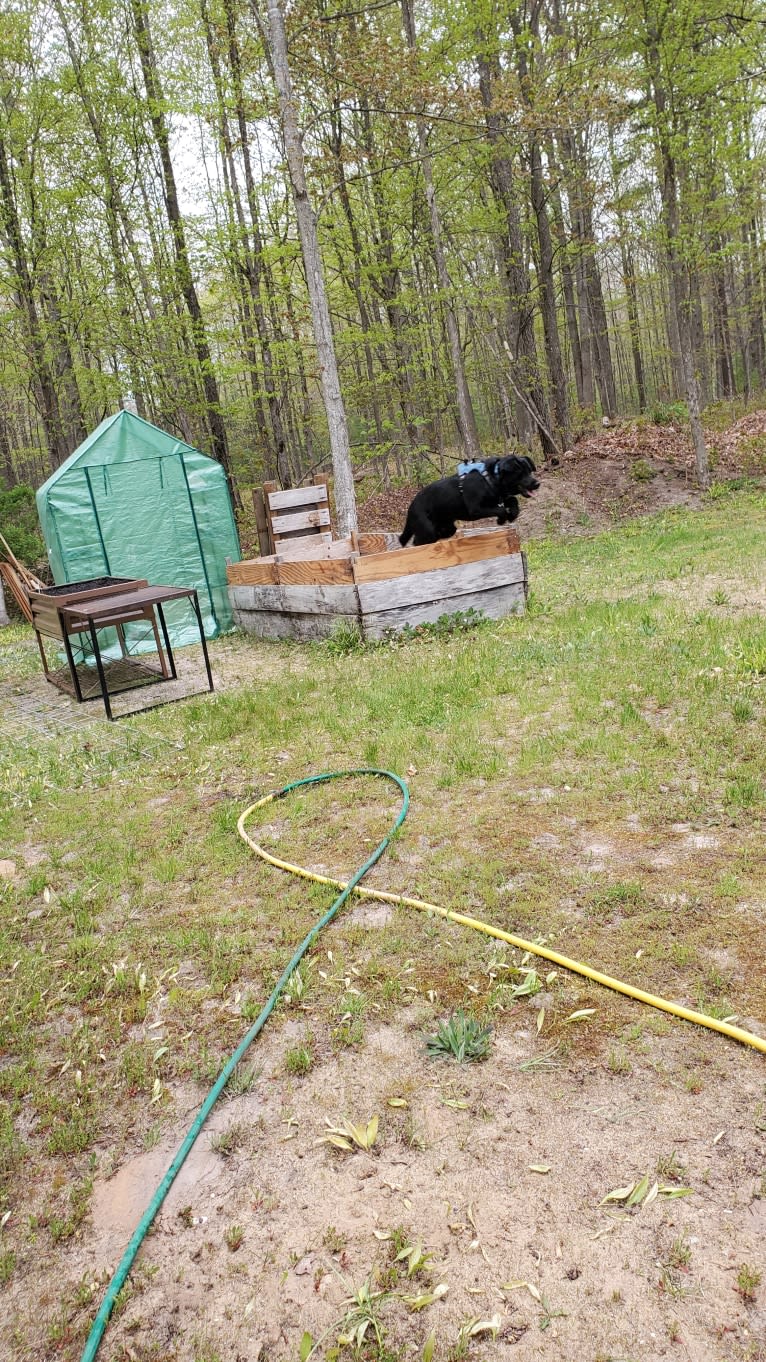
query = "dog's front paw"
(501, 497, 520, 523)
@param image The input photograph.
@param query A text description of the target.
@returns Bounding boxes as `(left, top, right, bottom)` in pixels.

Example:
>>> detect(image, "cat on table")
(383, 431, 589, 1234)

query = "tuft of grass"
(49, 1175, 93, 1243)
(667, 1233, 692, 1270)
(656, 1150, 686, 1182)
(225, 1062, 260, 1097)
(736, 1263, 761, 1303)
(285, 1042, 314, 1076)
(225, 1223, 244, 1252)
(326, 621, 365, 656)
(731, 696, 754, 723)
(425, 1012, 492, 1063)
(323, 1225, 347, 1254)
(210, 1123, 247, 1158)
(608, 1046, 632, 1075)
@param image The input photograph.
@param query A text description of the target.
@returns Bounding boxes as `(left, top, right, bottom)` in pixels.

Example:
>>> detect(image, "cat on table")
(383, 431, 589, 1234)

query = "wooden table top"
(57, 584, 197, 625)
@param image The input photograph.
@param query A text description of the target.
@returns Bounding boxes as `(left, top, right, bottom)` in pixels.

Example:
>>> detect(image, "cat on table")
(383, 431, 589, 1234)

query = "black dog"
(399, 455, 539, 546)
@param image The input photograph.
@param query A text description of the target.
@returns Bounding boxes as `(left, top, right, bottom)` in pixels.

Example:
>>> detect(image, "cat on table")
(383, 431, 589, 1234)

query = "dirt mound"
(355, 414, 766, 541)
(357, 484, 417, 535)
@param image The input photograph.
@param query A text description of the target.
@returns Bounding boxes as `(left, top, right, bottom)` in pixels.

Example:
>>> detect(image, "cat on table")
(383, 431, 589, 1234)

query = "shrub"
(0, 485, 45, 567)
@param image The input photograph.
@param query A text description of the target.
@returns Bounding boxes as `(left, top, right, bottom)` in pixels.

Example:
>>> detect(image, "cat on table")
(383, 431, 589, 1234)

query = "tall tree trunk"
(712, 242, 735, 398)
(358, 103, 424, 455)
(54, 0, 150, 420)
(512, 10, 569, 449)
(0, 413, 15, 488)
(476, 35, 556, 459)
(37, 266, 87, 452)
(560, 129, 616, 417)
(0, 134, 67, 469)
(401, 0, 481, 462)
(545, 146, 585, 410)
(199, 0, 276, 474)
(585, 252, 617, 417)
(221, 0, 291, 482)
(645, 31, 708, 485)
(265, 0, 357, 535)
(621, 241, 647, 410)
(129, 0, 233, 481)
(743, 217, 766, 389)
(608, 132, 646, 410)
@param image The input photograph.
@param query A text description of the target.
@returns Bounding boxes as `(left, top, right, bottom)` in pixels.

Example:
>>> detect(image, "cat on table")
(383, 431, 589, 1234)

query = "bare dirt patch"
(7, 1004, 765, 1362)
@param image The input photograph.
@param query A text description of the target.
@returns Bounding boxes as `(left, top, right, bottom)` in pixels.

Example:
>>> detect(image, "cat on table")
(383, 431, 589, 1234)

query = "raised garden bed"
(227, 527, 527, 641)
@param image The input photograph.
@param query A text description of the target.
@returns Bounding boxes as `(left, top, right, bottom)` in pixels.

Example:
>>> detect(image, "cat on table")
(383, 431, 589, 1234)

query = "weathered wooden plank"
(457, 526, 521, 547)
(353, 527, 520, 583)
(230, 607, 295, 640)
(271, 507, 331, 535)
(328, 538, 355, 559)
(277, 559, 354, 586)
(291, 612, 359, 641)
(252, 487, 272, 557)
(275, 532, 333, 553)
(355, 553, 525, 613)
(229, 582, 358, 614)
(357, 531, 402, 555)
(273, 539, 332, 561)
(232, 606, 358, 641)
(273, 536, 353, 562)
(360, 581, 527, 640)
(267, 484, 329, 511)
(226, 560, 279, 585)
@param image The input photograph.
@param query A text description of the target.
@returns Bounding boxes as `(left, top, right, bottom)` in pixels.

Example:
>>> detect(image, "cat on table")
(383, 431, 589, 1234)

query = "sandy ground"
(6, 964, 766, 1362)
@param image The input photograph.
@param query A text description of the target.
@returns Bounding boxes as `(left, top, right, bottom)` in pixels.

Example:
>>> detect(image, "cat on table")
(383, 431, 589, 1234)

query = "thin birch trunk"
(265, 0, 357, 535)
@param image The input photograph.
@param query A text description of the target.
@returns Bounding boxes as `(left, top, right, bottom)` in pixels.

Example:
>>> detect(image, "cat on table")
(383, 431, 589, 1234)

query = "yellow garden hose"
(238, 776, 766, 1056)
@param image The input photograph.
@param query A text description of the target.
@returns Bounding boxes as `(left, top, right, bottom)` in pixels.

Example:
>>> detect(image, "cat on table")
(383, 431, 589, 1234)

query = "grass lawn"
(1, 488, 766, 1362)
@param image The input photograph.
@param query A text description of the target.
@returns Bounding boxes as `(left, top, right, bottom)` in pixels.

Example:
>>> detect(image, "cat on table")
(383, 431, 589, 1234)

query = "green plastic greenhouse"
(36, 411, 240, 648)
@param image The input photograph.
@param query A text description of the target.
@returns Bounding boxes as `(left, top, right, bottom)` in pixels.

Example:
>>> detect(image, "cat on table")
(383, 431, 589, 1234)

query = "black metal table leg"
(156, 603, 177, 679)
(191, 592, 215, 691)
(88, 618, 113, 721)
(60, 611, 84, 703)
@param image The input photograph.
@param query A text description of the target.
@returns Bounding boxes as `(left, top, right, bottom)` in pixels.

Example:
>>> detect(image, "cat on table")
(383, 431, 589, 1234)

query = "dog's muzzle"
(519, 477, 540, 499)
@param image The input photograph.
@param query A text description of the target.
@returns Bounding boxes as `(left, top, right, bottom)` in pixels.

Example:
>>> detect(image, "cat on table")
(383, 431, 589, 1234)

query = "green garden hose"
(80, 769, 408, 1362)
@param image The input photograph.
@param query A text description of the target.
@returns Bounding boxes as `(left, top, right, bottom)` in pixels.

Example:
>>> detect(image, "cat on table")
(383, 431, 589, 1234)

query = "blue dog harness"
(457, 458, 504, 507)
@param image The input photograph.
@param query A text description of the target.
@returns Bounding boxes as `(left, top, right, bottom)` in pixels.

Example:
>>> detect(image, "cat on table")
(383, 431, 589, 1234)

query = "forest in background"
(1, 0, 765, 497)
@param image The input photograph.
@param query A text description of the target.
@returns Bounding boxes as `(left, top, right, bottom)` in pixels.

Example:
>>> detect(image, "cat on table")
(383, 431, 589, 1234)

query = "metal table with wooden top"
(31, 580, 214, 720)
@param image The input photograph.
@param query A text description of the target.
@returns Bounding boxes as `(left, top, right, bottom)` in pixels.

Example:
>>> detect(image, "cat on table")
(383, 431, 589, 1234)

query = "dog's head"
(495, 455, 540, 501)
